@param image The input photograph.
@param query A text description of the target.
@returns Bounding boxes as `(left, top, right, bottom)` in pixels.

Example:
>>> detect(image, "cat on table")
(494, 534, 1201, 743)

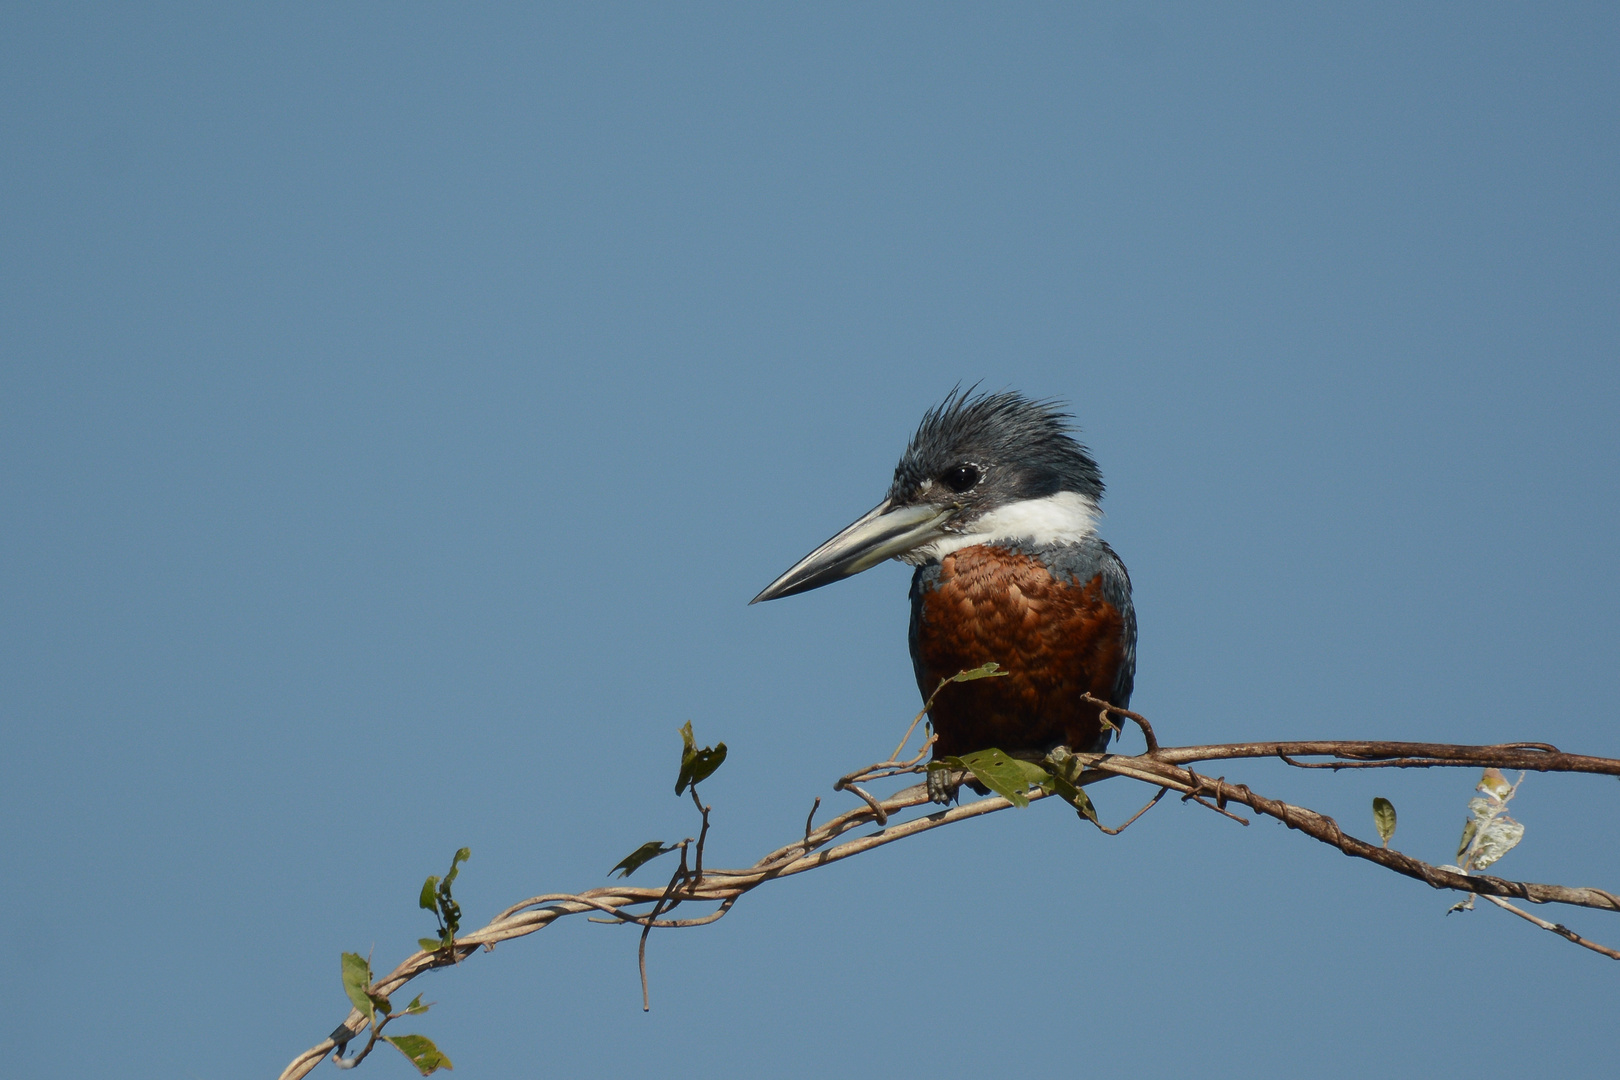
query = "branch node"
(833, 779, 889, 826)
(1093, 786, 1169, 835)
(1081, 692, 1158, 753)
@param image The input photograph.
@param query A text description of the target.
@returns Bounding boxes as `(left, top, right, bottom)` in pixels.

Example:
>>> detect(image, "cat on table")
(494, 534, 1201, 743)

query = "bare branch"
(1158, 741, 1620, 778)
(1074, 751, 1620, 914)
(280, 728, 1620, 1080)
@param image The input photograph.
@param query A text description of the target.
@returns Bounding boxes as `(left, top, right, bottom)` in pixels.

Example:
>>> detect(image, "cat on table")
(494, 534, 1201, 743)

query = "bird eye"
(942, 464, 981, 493)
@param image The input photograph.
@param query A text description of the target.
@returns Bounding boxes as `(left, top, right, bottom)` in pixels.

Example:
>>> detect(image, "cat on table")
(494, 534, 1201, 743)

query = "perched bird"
(751, 389, 1135, 798)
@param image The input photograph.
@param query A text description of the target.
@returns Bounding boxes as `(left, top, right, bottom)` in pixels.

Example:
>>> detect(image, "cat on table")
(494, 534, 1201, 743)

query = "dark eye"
(942, 464, 981, 493)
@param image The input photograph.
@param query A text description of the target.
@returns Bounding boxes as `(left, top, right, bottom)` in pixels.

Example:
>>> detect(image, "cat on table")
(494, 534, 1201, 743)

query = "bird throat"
(900, 490, 1100, 565)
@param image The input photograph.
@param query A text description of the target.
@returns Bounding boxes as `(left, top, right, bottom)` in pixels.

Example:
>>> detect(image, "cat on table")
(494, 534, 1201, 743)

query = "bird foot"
(926, 765, 962, 805)
(926, 765, 988, 804)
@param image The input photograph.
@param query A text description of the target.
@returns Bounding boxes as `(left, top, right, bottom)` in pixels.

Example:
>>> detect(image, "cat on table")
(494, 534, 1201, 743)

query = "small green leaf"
(442, 848, 471, 890)
(385, 1033, 455, 1075)
(940, 749, 1049, 808)
(405, 994, 429, 1015)
(419, 938, 443, 953)
(612, 841, 677, 878)
(1071, 787, 1100, 825)
(948, 662, 1009, 684)
(422, 848, 470, 944)
(1372, 797, 1397, 847)
(684, 744, 727, 793)
(368, 991, 392, 1016)
(340, 952, 377, 1024)
(675, 723, 728, 794)
(1456, 818, 1479, 861)
(1039, 766, 1099, 824)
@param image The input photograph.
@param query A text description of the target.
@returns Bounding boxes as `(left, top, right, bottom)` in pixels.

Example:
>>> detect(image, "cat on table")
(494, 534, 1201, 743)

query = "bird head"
(750, 389, 1105, 603)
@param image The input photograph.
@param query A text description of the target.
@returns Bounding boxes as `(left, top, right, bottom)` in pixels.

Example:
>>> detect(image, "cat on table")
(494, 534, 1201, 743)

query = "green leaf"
(1372, 797, 1397, 847)
(385, 1034, 455, 1075)
(924, 663, 1011, 709)
(611, 841, 677, 878)
(340, 952, 376, 1025)
(686, 744, 727, 791)
(675, 723, 728, 795)
(948, 662, 1009, 684)
(1038, 764, 1099, 824)
(419, 938, 443, 953)
(1456, 818, 1479, 862)
(442, 848, 471, 891)
(939, 749, 1049, 808)
(1071, 786, 1100, 825)
(405, 994, 429, 1015)
(423, 848, 470, 944)
(368, 991, 392, 1016)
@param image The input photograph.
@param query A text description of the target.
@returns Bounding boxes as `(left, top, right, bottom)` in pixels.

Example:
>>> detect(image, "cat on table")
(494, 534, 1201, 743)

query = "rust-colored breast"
(914, 546, 1129, 757)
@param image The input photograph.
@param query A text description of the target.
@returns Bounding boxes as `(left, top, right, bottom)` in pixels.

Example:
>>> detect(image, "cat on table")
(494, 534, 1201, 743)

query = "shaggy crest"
(888, 388, 1105, 504)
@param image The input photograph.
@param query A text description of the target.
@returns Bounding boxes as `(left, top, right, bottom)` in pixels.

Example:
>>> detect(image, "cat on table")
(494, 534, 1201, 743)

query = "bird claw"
(926, 766, 961, 805)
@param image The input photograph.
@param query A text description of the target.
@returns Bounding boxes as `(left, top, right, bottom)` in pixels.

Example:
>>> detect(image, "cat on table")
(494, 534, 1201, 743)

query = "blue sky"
(3, 4, 1617, 1077)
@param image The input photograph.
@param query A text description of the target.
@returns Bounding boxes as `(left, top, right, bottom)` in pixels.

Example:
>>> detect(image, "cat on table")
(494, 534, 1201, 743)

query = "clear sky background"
(3, 4, 1617, 1078)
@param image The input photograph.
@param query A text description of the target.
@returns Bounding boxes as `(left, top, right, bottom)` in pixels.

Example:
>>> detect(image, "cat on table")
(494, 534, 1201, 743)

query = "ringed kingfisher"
(750, 389, 1136, 801)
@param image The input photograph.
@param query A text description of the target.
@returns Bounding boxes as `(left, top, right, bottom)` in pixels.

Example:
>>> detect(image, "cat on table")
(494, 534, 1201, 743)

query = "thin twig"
(1080, 692, 1158, 753)
(837, 737, 935, 789)
(1481, 895, 1620, 960)
(890, 706, 930, 763)
(1093, 786, 1169, 835)
(640, 844, 689, 1011)
(1184, 794, 1249, 825)
(689, 786, 711, 887)
(833, 780, 889, 826)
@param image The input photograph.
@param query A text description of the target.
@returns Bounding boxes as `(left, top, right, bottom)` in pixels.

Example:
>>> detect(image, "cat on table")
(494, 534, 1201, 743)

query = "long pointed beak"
(749, 499, 952, 604)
